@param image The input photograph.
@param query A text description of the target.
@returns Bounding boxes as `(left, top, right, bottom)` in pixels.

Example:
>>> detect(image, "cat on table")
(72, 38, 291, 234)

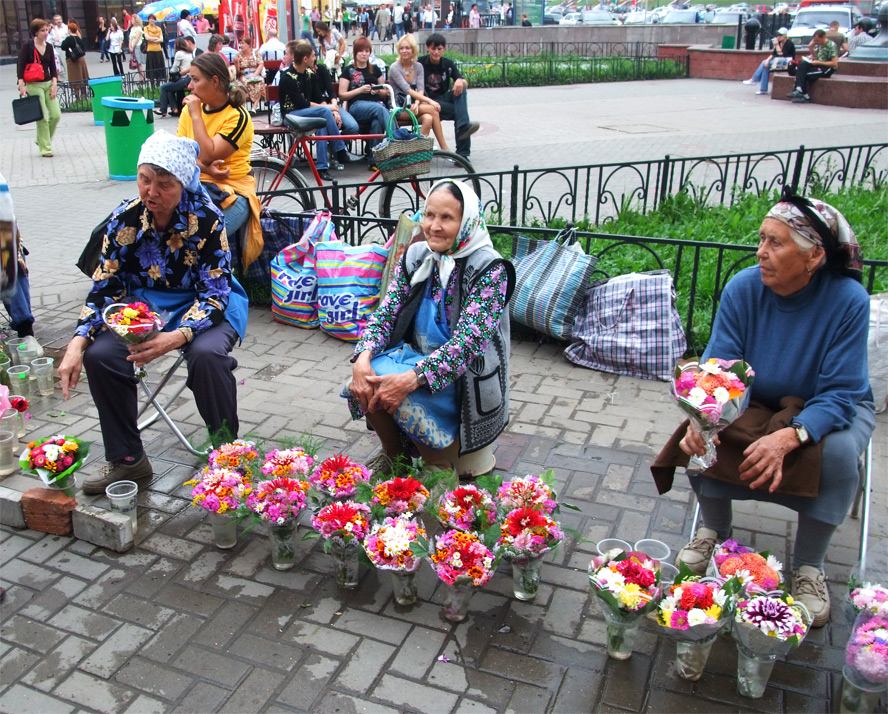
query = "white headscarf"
(137, 131, 202, 192)
(410, 179, 494, 288)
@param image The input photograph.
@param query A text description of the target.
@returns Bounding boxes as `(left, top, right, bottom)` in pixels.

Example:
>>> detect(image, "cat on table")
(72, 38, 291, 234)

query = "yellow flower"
(704, 605, 722, 620)
(617, 582, 645, 609)
(123, 307, 139, 319)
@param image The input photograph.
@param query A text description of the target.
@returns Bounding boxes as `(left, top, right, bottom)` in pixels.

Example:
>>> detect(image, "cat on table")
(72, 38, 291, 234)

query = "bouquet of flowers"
(708, 541, 783, 594)
(849, 582, 888, 617)
(362, 516, 426, 573)
(311, 500, 372, 549)
(673, 358, 755, 469)
(184, 467, 251, 514)
(207, 440, 260, 479)
(245, 477, 310, 525)
(437, 485, 497, 533)
(845, 612, 888, 687)
(308, 454, 370, 500)
(261, 448, 315, 479)
(19, 435, 89, 496)
(102, 302, 164, 344)
(496, 475, 558, 514)
(371, 476, 431, 516)
(497, 507, 563, 561)
(429, 529, 496, 587)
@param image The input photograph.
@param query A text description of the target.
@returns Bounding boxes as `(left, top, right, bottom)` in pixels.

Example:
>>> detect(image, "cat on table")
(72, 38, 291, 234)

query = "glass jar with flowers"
(246, 476, 310, 570)
(311, 501, 372, 589)
(362, 516, 426, 605)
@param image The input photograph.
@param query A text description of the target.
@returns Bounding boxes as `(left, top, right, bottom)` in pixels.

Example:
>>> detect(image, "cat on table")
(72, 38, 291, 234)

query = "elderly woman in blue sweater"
(675, 190, 874, 628)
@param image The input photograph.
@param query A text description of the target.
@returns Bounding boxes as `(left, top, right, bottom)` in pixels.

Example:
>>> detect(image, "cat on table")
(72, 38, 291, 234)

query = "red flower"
(10, 397, 28, 413)
(504, 507, 548, 536)
(319, 453, 354, 473)
(386, 477, 424, 501)
(615, 558, 656, 588)
(453, 487, 483, 509)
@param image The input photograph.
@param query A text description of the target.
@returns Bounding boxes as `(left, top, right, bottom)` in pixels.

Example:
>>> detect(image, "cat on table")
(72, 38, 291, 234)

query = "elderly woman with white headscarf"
(668, 188, 874, 628)
(58, 131, 248, 497)
(346, 179, 515, 477)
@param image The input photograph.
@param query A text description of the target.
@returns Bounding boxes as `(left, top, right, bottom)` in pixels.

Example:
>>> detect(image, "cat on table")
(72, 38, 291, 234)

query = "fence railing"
(428, 40, 663, 58)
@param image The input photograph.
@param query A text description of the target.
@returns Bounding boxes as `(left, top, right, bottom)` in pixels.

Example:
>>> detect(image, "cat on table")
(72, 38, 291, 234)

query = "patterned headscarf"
(137, 131, 202, 192)
(410, 179, 494, 288)
(766, 188, 863, 282)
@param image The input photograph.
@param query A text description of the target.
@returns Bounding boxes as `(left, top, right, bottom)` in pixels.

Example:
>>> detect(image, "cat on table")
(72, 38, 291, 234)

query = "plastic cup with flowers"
(673, 358, 755, 469)
(496, 507, 564, 601)
(437, 484, 497, 533)
(310, 500, 372, 589)
(19, 435, 89, 498)
(308, 453, 370, 503)
(732, 591, 811, 698)
(656, 563, 742, 680)
(426, 528, 496, 622)
(102, 302, 165, 378)
(707, 540, 784, 595)
(362, 516, 427, 605)
(246, 476, 310, 570)
(588, 549, 663, 660)
(183, 466, 252, 549)
(841, 610, 888, 712)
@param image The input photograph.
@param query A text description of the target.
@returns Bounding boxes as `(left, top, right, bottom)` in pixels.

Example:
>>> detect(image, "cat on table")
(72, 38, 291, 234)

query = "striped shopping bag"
(270, 241, 318, 328)
(315, 238, 390, 341)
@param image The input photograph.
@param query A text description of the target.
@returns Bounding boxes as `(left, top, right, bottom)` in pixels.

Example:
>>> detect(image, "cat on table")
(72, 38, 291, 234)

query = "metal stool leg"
(857, 439, 873, 569)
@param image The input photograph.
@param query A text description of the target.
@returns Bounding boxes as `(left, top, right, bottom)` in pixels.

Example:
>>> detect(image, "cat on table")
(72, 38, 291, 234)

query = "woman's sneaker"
(792, 566, 830, 627)
(675, 526, 718, 575)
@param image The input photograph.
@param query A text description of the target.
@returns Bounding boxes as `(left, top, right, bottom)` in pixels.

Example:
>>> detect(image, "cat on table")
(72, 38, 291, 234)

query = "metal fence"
(428, 40, 663, 58)
(58, 75, 165, 112)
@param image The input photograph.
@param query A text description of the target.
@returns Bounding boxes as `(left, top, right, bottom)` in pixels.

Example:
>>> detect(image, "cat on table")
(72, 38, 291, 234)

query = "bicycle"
(250, 88, 481, 219)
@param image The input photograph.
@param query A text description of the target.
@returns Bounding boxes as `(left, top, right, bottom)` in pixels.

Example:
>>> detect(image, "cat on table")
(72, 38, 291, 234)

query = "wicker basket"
(372, 108, 434, 182)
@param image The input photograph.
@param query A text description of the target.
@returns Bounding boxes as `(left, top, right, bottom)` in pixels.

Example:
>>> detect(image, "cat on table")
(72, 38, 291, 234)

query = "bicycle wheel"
(378, 151, 481, 219)
(250, 155, 316, 213)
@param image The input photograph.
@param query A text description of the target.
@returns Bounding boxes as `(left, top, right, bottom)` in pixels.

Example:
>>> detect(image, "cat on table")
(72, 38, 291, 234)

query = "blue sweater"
(703, 266, 871, 444)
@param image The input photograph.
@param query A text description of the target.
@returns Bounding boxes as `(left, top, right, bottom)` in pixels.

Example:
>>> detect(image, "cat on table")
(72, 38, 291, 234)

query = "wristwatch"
(412, 366, 428, 388)
(792, 423, 810, 445)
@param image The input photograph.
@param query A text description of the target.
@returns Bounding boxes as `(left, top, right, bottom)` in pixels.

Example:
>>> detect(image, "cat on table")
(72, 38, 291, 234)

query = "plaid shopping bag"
(564, 270, 687, 381)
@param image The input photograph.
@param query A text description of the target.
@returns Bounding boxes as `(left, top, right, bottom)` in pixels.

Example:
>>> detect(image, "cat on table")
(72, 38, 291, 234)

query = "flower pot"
(391, 570, 418, 606)
(600, 607, 641, 660)
(675, 634, 717, 681)
(511, 556, 543, 601)
(268, 521, 297, 570)
(736, 643, 777, 699)
(442, 580, 474, 622)
(840, 665, 887, 714)
(330, 542, 361, 589)
(209, 512, 237, 549)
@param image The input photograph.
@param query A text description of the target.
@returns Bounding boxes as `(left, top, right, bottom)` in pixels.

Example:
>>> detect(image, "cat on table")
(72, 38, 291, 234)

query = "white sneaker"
(742, 79, 756, 85)
(675, 527, 718, 575)
(756, 90, 768, 95)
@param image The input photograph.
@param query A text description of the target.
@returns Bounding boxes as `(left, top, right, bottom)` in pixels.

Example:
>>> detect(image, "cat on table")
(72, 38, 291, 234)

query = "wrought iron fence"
(58, 75, 166, 112)
(431, 40, 663, 58)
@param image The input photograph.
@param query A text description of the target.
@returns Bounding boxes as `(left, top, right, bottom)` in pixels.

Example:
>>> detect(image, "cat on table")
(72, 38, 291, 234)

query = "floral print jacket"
(75, 193, 232, 343)
(354, 260, 509, 394)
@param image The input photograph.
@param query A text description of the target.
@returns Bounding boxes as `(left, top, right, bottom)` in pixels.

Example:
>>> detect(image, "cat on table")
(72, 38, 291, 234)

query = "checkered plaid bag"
(564, 270, 686, 381)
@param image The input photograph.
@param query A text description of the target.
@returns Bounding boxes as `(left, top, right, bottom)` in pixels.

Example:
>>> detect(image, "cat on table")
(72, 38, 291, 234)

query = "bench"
(772, 73, 888, 109)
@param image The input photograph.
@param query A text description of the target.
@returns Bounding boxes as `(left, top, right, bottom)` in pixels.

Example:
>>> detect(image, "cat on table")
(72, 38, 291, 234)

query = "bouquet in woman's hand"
(102, 302, 164, 345)
(674, 358, 755, 469)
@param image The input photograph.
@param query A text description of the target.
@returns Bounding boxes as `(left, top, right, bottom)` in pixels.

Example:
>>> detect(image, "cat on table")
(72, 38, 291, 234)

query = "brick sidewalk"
(1, 71, 886, 713)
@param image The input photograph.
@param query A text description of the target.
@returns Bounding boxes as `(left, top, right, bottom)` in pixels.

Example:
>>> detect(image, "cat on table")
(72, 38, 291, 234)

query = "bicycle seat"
(284, 115, 328, 134)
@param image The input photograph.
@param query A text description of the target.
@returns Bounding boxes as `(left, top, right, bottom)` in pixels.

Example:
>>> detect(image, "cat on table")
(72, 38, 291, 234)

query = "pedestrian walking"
(61, 22, 89, 98)
(96, 16, 109, 62)
(107, 17, 125, 75)
(17, 18, 61, 158)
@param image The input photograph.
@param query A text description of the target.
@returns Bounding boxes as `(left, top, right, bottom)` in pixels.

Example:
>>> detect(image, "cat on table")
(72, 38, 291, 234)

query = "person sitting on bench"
(788, 29, 838, 104)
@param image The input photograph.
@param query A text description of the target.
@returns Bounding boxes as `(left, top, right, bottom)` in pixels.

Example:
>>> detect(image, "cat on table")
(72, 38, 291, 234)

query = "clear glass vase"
(390, 570, 418, 605)
(511, 556, 543, 601)
(600, 607, 641, 660)
(442, 580, 474, 622)
(840, 665, 887, 714)
(675, 634, 717, 681)
(209, 512, 237, 549)
(330, 542, 361, 589)
(46, 474, 77, 499)
(268, 521, 297, 570)
(736, 643, 777, 699)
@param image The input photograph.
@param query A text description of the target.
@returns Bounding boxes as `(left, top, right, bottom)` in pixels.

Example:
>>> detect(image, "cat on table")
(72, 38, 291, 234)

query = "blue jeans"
(286, 106, 346, 169)
(395, 22, 405, 38)
(100, 38, 109, 60)
(223, 195, 250, 235)
(344, 101, 389, 152)
(300, 31, 317, 52)
(436, 88, 473, 156)
(752, 60, 771, 92)
(3, 273, 33, 334)
(158, 76, 190, 113)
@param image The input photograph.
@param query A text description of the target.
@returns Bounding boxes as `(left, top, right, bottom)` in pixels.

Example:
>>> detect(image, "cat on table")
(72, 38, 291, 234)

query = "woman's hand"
(738, 428, 800, 493)
(49, 83, 57, 100)
(366, 371, 417, 415)
(18, 79, 27, 97)
(332, 108, 342, 128)
(410, 100, 420, 114)
(429, 99, 441, 113)
(58, 336, 90, 399)
(678, 422, 717, 457)
(204, 159, 230, 181)
(182, 93, 202, 115)
(127, 330, 187, 368)
(351, 351, 378, 413)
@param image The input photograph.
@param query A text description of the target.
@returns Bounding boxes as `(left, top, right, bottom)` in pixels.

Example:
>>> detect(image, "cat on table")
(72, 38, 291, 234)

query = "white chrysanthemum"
(687, 387, 708, 406)
(700, 361, 721, 374)
(687, 609, 711, 627)
(712, 387, 730, 404)
(766, 555, 783, 572)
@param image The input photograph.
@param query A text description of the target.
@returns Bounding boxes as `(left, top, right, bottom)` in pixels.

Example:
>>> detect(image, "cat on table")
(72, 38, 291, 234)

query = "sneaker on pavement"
(365, 451, 395, 478)
(81, 453, 153, 495)
(457, 121, 481, 141)
(336, 148, 365, 164)
(787, 88, 802, 97)
(792, 94, 812, 103)
(742, 79, 756, 85)
(792, 565, 830, 627)
(675, 526, 718, 575)
(756, 90, 768, 95)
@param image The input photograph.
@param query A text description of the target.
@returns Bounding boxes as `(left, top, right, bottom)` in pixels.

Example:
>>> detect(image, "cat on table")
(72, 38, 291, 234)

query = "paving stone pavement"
(1, 58, 886, 713)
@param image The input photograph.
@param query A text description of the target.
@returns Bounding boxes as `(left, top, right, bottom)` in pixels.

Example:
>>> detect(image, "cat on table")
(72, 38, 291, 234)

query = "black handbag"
(12, 95, 43, 125)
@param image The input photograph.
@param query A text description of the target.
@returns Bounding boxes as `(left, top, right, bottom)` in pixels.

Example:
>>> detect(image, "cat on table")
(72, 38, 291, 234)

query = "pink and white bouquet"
(496, 507, 563, 562)
(208, 440, 260, 479)
(184, 467, 251, 514)
(312, 500, 372, 548)
(733, 592, 810, 653)
(588, 549, 662, 618)
(709, 541, 783, 594)
(261, 448, 315, 479)
(362, 516, 426, 572)
(245, 477, 310, 525)
(657, 566, 741, 638)
(437, 485, 497, 533)
(849, 582, 888, 617)
(673, 358, 755, 469)
(371, 476, 430, 516)
(429, 529, 496, 587)
(845, 612, 888, 686)
(309, 454, 370, 500)
(497, 475, 557, 514)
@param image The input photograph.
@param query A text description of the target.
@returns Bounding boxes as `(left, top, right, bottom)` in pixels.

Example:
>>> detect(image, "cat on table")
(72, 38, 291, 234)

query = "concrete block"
(72, 505, 134, 552)
(0, 486, 26, 528)
(21, 488, 76, 535)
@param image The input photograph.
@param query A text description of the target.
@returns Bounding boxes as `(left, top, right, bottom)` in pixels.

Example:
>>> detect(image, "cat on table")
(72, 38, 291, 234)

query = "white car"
(787, 6, 862, 46)
(559, 12, 582, 24)
(623, 9, 656, 23)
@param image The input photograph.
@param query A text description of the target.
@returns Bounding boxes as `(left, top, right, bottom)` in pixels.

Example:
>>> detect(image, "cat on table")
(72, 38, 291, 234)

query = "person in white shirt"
(177, 10, 197, 40)
(259, 29, 286, 84)
(394, 2, 405, 38)
(50, 14, 69, 82)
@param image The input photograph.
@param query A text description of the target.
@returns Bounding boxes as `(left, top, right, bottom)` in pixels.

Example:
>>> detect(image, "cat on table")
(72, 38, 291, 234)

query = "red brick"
(21, 488, 77, 535)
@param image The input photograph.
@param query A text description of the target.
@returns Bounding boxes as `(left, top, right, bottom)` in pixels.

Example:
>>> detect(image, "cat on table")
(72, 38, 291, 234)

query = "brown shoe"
(675, 527, 718, 576)
(81, 453, 153, 495)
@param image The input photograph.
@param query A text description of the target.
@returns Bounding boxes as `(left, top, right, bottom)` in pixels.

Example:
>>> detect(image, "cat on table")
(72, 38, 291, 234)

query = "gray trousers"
(83, 322, 239, 461)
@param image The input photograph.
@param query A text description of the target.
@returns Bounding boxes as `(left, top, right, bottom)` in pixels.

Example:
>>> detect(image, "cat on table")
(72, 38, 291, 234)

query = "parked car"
(559, 11, 583, 24)
(663, 8, 702, 21)
(543, 12, 562, 24)
(582, 9, 619, 22)
(711, 8, 751, 22)
(787, 5, 862, 44)
(623, 9, 657, 22)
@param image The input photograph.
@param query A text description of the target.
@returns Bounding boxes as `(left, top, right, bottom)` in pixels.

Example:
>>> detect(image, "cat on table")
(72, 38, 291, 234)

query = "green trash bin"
(88, 76, 123, 126)
(722, 35, 736, 49)
(101, 96, 156, 181)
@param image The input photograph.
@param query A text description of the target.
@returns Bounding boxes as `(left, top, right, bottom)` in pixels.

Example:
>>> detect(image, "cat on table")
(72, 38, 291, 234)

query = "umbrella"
(138, 1, 202, 22)
(198, 0, 220, 15)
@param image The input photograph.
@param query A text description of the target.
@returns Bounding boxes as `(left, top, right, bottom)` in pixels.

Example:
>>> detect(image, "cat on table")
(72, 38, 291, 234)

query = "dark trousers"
(794, 63, 834, 94)
(436, 88, 473, 157)
(158, 76, 190, 113)
(83, 323, 239, 462)
(110, 52, 124, 75)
